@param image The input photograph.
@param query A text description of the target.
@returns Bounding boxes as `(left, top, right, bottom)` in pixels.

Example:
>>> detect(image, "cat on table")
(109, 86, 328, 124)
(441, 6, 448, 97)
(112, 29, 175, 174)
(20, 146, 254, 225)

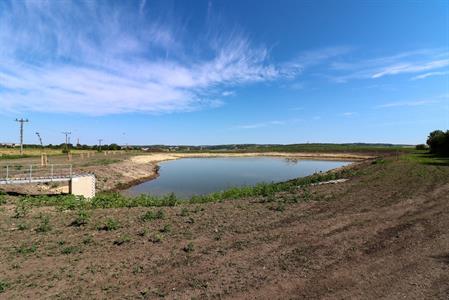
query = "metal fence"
(0, 164, 73, 182)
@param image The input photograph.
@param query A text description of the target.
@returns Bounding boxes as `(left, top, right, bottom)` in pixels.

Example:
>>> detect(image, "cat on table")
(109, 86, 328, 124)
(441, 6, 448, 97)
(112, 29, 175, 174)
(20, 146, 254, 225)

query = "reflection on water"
(124, 157, 351, 198)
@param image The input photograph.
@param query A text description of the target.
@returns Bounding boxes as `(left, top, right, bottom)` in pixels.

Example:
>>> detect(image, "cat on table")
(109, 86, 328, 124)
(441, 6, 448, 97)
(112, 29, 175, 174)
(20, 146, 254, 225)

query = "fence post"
(51, 164, 54, 178)
(69, 165, 73, 178)
(29, 165, 33, 182)
(6, 165, 9, 180)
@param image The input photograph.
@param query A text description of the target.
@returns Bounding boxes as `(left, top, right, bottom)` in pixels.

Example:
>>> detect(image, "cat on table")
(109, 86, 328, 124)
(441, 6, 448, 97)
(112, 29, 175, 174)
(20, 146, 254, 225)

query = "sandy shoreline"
(129, 151, 373, 164)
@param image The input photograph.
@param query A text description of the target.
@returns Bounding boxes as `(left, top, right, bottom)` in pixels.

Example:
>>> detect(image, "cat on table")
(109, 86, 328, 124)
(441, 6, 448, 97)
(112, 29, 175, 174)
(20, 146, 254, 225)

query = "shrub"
(415, 144, 428, 151)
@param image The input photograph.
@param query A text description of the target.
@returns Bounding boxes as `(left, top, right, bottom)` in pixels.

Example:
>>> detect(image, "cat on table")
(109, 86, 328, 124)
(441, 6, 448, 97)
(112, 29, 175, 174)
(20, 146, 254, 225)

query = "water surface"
(125, 157, 351, 198)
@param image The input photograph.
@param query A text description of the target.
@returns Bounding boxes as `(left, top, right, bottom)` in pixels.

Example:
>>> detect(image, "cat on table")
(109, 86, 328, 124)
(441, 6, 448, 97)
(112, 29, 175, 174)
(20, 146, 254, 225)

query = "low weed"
(0, 280, 9, 293)
(159, 224, 172, 233)
(141, 209, 165, 222)
(36, 214, 52, 233)
(70, 209, 90, 227)
(183, 242, 194, 253)
(16, 244, 37, 255)
(97, 218, 120, 231)
(113, 235, 131, 246)
(150, 233, 163, 243)
(61, 246, 81, 255)
(17, 223, 29, 230)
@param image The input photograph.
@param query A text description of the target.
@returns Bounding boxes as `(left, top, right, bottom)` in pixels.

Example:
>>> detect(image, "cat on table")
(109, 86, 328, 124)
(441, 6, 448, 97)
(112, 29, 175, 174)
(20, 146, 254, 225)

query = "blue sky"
(0, 0, 448, 145)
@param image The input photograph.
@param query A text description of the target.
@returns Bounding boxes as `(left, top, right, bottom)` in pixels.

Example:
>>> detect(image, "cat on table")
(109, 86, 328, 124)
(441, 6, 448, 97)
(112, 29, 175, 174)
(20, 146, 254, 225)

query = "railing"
(0, 164, 73, 182)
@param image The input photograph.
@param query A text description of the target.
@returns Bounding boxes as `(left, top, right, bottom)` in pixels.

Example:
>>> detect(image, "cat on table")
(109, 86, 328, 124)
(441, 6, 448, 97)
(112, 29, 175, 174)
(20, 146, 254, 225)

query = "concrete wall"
(70, 175, 96, 199)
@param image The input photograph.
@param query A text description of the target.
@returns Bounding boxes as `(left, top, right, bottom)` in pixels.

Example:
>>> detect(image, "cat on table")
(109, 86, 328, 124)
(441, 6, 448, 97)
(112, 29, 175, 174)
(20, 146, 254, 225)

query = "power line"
(15, 118, 29, 155)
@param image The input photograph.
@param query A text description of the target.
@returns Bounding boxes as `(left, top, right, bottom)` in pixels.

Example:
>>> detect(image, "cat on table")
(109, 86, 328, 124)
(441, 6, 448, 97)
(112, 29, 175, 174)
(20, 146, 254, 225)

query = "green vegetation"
(61, 246, 81, 255)
(35, 214, 52, 233)
(16, 244, 37, 254)
(70, 209, 90, 227)
(97, 218, 120, 231)
(141, 209, 165, 221)
(426, 130, 449, 155)
(183, 242, 194, 253)
(113, 235, 131, 245)
(14, 168, 353, 211)
(0, 280, 9, 293)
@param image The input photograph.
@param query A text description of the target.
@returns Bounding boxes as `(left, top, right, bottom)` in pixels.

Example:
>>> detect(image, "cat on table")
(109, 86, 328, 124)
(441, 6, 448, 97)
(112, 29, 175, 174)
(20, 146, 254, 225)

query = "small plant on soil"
(150, 233, 163, 243)
(180, 207, 189, 216)
(159, 224, 172, 233)
(0, 280, 9, 293)
(97, 218, 120, 231)
(113, 235, 131, 245)
(183, 242, 194, 253)
(82, 236, 93, 245)
(270, 202, 285, 212)
(61, 246, 80, 255)
(36, 214, 52, 233)
(13, 203, 28, 218)
(70, 209, 90, 227)
(141, 209, 165, 222)
(137, 228, 148, 237)
(17, 223, 29, 230)
(16, 244, 37, 254)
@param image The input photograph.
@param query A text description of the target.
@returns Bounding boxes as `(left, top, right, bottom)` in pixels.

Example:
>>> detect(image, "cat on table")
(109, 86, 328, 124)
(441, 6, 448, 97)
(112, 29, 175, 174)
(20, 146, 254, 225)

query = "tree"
(426, 130, 449, 155)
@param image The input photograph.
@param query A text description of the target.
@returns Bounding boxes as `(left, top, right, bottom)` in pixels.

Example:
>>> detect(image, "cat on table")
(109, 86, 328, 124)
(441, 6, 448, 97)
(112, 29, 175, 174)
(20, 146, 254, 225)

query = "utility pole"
(35, 132, 43, 147)
(15, 118, 29, 155)
(62, 131, 71, 151)
(98, 139, 103, 151)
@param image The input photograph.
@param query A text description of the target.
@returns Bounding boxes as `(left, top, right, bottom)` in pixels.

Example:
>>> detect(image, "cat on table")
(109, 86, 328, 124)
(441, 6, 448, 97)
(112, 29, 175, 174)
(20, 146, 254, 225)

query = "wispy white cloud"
(234, 119, 302, 129)
(411, 70, 449, 80)
(0, 1, 302, 116)
(329, 49, 449, 83)
(341, 112, 357, 117)
(376, 100, 438, 109)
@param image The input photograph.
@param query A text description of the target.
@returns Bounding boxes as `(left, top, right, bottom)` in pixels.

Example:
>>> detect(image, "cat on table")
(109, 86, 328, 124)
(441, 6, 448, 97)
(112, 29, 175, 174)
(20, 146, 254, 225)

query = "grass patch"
(403, 152, 449, 166)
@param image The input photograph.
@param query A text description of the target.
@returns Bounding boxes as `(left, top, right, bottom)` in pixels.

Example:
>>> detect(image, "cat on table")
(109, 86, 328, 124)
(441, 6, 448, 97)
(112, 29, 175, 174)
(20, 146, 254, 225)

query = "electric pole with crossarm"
(15, 118, 29, 155)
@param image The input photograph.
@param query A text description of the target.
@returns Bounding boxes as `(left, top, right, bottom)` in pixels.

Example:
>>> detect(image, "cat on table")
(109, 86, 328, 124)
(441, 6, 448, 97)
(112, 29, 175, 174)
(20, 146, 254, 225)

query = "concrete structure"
(69, 175, 96, 198)
(0, 164, 96, 199)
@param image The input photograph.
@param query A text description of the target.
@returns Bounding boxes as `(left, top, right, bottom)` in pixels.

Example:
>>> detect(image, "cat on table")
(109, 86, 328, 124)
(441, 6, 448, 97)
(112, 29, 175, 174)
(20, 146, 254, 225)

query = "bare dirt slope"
(0, 155, 448, 299)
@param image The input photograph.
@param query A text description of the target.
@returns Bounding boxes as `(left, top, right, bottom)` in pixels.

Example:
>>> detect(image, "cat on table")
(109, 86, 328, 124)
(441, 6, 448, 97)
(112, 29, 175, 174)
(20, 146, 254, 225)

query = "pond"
(124, 157, 352, 198)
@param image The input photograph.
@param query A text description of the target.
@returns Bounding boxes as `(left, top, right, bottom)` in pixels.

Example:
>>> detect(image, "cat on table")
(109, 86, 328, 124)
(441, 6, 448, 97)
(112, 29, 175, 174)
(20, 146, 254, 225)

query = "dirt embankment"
(0, 155, 448, 299)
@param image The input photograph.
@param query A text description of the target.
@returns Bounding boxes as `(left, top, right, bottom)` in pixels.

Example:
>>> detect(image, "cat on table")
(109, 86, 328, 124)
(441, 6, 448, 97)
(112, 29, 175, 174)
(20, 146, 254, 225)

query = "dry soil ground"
(0, 154, 448, 299)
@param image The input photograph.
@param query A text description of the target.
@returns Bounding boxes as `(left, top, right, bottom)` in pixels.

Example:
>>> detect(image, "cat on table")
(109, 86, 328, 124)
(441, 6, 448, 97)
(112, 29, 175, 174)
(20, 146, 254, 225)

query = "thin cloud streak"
(376, 100, 438, 109)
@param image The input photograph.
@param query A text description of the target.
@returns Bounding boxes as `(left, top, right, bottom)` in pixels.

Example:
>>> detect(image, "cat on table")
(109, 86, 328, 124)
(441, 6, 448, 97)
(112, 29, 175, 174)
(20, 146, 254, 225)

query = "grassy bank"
(9, 166, 355, 211)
